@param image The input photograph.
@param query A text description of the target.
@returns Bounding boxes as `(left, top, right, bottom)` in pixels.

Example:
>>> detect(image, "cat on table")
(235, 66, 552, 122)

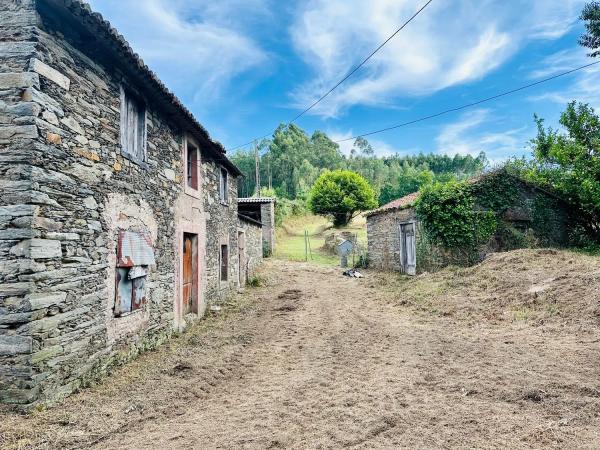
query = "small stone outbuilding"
(0, 0, 261, 408)
(367, 174, 571, 274)
(237, 197, 276, 256)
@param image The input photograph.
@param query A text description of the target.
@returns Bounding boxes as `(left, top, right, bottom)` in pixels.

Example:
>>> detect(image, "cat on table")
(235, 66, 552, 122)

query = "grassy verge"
(274, 214, 367, 266)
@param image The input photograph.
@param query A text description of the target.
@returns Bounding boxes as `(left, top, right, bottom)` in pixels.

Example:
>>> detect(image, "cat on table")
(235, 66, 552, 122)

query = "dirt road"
(2, 257, 600, 449)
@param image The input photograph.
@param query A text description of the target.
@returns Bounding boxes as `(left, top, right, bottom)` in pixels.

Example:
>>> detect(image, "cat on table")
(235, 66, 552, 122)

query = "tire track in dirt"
(3, 259, 600, 449)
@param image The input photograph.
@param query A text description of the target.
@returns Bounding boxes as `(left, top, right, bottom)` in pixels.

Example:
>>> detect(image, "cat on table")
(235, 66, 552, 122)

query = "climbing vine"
(415, 180, 497, 252)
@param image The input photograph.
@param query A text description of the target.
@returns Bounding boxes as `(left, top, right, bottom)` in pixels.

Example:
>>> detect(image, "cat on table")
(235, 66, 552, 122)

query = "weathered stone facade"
(367, 207, 417, 272)
(0, 0, 250, 408)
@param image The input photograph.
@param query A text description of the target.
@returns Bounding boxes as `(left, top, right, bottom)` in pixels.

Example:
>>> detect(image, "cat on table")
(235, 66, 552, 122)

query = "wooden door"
(399, 223, 417, 276)
(404, 223, 416, 275)
(182, 234, 194, 314)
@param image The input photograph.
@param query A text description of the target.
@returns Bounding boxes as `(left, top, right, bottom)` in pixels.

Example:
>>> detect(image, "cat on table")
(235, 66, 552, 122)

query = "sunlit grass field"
(274, 214, 367, 266)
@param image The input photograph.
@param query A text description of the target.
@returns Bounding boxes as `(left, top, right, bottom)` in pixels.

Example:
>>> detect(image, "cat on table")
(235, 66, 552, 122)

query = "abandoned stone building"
(0, 0, 263, 408)
(366, 173, 571, 274)
(237, 197, 276, 255)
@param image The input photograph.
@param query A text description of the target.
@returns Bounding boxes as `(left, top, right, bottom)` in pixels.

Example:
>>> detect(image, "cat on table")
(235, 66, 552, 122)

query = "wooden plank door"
(405, 223, 416, 276)
(182, 234, 194, 315)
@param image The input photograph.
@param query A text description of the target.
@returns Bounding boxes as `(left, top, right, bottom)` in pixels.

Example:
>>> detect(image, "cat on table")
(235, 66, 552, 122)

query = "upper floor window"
(219, 167, 229, 204)
(120, 86, 147, 163)
(187, 141, 199, 190)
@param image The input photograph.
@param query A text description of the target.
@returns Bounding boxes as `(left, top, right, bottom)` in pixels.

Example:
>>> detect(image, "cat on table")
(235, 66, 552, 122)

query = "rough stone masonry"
(0, 0, 260, 409)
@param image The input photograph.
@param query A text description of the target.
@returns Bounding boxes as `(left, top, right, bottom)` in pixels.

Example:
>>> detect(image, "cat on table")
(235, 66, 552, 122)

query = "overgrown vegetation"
(524, 101, 600, 244)
(415, 180, 498, 265)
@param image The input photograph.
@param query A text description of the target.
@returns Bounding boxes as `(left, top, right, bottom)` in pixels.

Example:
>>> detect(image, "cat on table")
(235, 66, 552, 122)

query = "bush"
(309, 170, 377, 227)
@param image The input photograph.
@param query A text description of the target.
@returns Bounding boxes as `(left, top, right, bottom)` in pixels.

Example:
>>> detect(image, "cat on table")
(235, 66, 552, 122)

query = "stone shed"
(0, 0, 255, 408)
(367, 172, 571, 275)
(237, 197, 276, 256)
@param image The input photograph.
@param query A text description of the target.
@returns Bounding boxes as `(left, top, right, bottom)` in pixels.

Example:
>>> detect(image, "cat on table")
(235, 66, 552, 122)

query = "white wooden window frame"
(120, 85, 147, 165)
(219, 166, 229, 206)
(184, 135, 202, 199)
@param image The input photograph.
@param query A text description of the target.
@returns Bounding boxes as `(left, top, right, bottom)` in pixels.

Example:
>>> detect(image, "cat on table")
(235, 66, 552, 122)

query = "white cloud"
(87, 0, 268, 104)
(435, 109, 530, 162)
(291, 0, 586, 117)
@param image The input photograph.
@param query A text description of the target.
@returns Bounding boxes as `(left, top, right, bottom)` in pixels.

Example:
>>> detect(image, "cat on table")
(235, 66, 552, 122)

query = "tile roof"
(366, 191, 420, 217)
(39, 0, 242, 176)
(237, 197, 276, 204)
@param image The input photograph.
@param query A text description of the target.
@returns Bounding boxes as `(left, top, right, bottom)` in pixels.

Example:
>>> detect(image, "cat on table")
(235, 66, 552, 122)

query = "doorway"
(182, 233, 198, 314)
(399, 222, 416, 276)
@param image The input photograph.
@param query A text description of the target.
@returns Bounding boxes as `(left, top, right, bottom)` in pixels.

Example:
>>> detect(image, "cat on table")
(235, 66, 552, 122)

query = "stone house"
(366, 174, 571, 274)
(0, 0, 261, 408)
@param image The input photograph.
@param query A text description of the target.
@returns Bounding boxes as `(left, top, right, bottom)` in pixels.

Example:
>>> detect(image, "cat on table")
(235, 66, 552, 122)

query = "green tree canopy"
(309, 170, 377, 227)
(580, 2, 600, 57)
(528, 101, 600, 241)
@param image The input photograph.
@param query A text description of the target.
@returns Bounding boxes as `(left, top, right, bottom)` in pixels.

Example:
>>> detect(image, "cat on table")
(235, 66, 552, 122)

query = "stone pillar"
(0, 0, 44, 408)
(260, 201, 275, 255)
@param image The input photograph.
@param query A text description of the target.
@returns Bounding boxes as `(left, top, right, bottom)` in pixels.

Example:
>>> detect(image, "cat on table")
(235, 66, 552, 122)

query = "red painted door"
(183, 235, 194, 314)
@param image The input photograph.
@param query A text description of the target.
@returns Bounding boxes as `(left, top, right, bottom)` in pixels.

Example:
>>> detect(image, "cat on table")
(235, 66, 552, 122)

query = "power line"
(334, 60, 600, 143)
(227, 0, 435, 152)
(289, 0, 435, 123)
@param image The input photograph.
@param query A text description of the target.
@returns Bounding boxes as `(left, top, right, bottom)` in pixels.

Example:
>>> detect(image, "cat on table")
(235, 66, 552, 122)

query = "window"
(220, 244, 228, 282)
(219, 167, 229, 204)
(120, 86, 147, 162)
(187, 142, 199, 190)
(114, 230, 155, 316)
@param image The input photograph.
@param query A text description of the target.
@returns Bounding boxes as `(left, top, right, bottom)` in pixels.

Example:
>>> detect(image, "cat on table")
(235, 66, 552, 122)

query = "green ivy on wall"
(415, 180, 497, 252)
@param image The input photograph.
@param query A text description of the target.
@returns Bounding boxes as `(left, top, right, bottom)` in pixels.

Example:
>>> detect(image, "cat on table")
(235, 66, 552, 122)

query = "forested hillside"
(231, 124, 487, 206)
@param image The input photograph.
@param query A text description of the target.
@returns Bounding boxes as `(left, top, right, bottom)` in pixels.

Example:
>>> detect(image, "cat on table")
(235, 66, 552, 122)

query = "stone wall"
(203, 160, 240, 301)
(0, 1, 240, 408)
(260, 201, 275, 255)
(0, 0, 42, 407)
(238, 217, 263, 282)
(366, 208, 417, 272)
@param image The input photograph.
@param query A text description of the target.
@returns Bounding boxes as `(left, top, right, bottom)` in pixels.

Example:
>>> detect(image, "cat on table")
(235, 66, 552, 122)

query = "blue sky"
(87, 0, 599, 163)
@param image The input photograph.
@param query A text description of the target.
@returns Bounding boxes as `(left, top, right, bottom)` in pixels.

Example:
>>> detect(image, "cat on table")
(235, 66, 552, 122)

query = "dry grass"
(2, 250, 600, 449)
(373, 248, 600, 326)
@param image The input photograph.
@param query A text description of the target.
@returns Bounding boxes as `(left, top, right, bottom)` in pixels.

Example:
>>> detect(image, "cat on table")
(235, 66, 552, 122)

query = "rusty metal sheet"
(117, 230, 155, 267)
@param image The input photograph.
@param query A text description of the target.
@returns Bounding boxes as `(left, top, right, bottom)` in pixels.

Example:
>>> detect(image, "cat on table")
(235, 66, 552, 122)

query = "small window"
(114, 230, 155, 316)
(120, 86, 147, 162)
(219, 167, 229, 204)
(220, 244, 228, 281)
(187, 142, 199, 190)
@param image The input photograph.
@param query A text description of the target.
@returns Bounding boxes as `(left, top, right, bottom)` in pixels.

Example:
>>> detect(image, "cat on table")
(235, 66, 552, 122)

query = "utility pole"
(254, 140, 261, 197)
